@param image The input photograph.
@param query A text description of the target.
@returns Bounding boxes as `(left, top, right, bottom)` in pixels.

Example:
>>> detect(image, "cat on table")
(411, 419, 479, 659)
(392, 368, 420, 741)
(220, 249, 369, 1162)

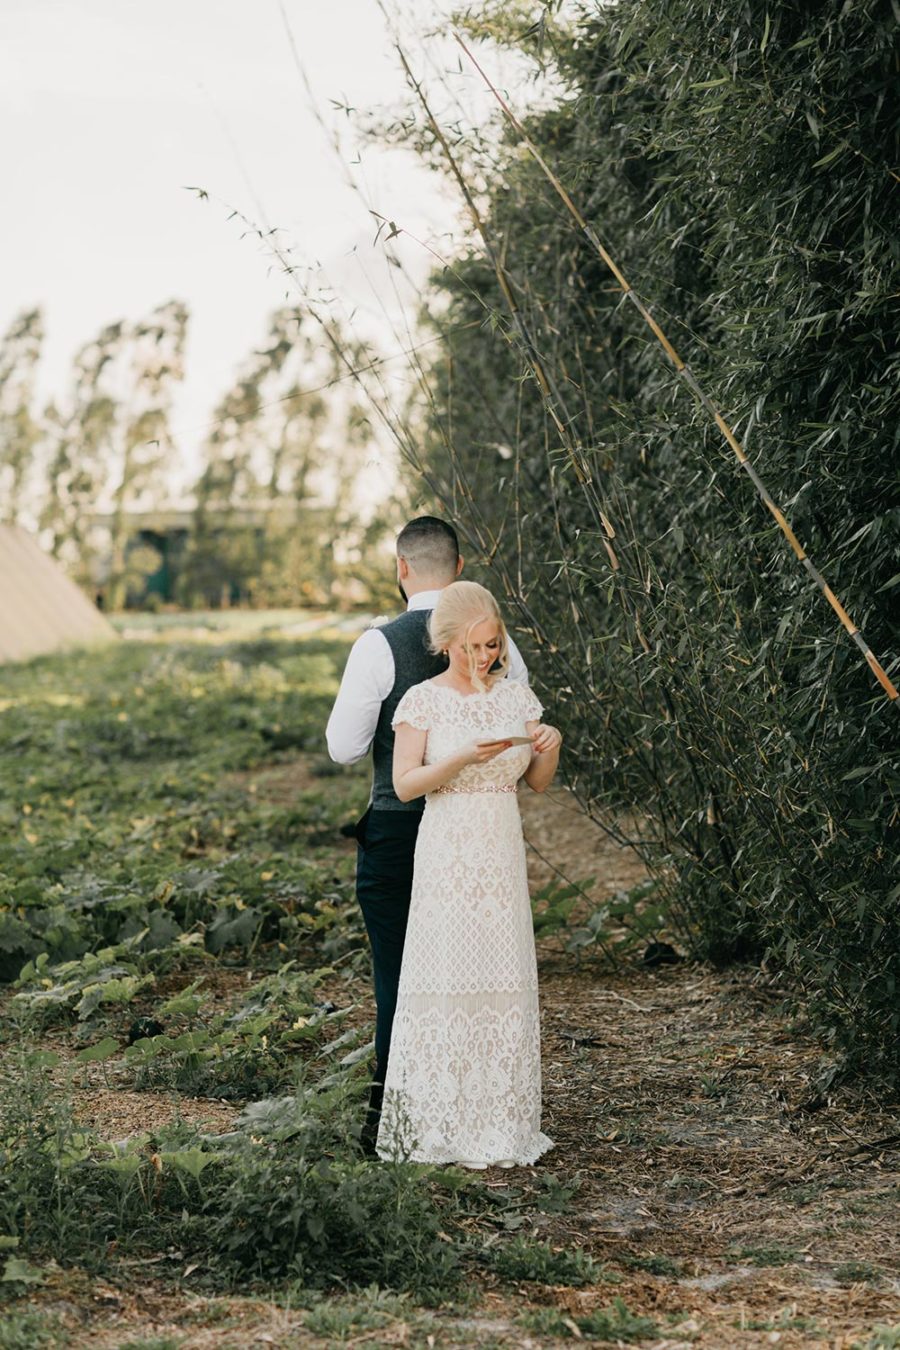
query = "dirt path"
(521, 784, 900, 1347)
(12, 770, 899, 1348)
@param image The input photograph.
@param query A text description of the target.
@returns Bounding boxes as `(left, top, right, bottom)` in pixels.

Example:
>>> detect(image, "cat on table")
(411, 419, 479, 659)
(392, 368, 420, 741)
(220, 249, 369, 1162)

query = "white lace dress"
(376, 677, 554, 1167)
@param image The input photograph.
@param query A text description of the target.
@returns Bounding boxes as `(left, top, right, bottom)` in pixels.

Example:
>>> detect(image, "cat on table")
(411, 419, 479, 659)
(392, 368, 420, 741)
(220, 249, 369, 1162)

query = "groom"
(326, 516, 529, 1145)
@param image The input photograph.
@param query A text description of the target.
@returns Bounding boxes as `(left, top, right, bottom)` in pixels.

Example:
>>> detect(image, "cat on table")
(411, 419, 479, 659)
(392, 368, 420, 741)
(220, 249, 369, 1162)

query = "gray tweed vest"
(371, 609, 445, 812)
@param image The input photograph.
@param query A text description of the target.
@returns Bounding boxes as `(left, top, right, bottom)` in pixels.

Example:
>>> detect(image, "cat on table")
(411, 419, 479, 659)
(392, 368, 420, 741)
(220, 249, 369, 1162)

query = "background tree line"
(400, 0, 899, 1077)
(0, 302, 398, 610)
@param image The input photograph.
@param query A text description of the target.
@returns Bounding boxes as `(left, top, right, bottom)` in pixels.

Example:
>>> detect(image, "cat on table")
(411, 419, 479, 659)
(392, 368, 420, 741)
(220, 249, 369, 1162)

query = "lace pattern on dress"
(377, 677, 553, 1167)
(381, 991, 553, 1166)
(391, 682, 433, 732)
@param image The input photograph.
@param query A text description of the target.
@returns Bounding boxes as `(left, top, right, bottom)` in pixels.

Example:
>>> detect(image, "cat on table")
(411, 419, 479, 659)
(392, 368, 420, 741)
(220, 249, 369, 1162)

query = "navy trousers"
(354, 805, 423, 1122)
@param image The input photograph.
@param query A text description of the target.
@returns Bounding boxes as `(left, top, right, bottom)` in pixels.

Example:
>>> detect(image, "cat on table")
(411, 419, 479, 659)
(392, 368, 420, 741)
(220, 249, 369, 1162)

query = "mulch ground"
(8, 771, 899, 1348)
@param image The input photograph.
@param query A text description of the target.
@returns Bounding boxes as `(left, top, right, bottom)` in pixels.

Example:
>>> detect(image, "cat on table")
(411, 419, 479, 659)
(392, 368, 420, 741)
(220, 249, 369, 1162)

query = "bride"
(376, 581, 561, 1168)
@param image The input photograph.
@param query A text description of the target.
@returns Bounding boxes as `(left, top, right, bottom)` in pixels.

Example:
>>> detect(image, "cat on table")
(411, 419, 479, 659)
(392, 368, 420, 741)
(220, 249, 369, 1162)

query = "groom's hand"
(531, 724, 562, 754)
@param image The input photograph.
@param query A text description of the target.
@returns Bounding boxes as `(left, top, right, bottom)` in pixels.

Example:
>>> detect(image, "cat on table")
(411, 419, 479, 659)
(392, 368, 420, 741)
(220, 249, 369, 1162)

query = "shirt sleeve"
(325, 628, 394, 764)
(391, 683, 432, 732)
(506, 634, 529, 686)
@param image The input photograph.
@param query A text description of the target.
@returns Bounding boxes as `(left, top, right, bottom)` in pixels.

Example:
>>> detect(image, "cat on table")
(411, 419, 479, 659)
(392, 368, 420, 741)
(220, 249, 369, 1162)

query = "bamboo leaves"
(407, 0, 899, 1076)
(456, 32, 898, 708)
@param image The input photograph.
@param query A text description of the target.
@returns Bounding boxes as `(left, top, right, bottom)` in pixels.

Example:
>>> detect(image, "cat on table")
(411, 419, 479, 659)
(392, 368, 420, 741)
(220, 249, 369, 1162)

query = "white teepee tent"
(0, 526, 116, 663)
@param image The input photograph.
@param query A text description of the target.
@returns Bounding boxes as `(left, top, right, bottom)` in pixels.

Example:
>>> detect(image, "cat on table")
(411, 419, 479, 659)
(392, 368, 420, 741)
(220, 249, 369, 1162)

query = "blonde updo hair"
(429, 581, 510, 692)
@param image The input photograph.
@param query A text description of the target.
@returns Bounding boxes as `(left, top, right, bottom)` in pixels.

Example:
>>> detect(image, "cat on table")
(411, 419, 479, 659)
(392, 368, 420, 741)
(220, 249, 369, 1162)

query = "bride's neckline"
(427, 677, 504, 700)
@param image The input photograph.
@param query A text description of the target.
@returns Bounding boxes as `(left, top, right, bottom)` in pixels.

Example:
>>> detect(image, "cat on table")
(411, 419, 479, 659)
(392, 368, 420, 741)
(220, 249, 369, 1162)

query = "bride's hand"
(530, 724, 562, 754)
(461, 738, 513, 766)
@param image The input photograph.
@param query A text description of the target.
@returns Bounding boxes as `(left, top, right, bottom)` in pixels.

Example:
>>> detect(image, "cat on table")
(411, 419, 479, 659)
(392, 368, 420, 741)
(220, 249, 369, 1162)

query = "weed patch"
(0, 1309, 68, 1349)
(853, 1330, 900, 1350)
(301, 1288, 413, 1340)
(0, 1048, 463, 1301)
(204, 1139, 461, 1295)
(835, 1260, 883, 1286)
(520, 1297, 659, 1341)
(487, 1236, 603, 1286)
(726, 1243, 799, 1267)
(620, 1252, 683, 1277)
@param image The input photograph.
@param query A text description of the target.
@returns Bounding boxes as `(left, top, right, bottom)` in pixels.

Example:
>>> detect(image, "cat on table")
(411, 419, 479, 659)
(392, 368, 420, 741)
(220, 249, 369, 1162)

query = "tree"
(40, 323, 123, 575)
(104, 301, 188, 609)
(39, 302, 188, 602)
(181, 308, 381, 608)
(0, 308, 44, 527)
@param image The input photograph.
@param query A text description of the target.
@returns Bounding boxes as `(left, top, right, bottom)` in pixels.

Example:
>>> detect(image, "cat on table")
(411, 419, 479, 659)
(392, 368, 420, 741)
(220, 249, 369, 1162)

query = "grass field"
(0, 621, 897, 1348)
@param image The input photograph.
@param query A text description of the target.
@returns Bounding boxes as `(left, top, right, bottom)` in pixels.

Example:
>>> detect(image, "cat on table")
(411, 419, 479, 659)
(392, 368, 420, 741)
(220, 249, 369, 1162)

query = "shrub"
(203, 1132, 460, 1295)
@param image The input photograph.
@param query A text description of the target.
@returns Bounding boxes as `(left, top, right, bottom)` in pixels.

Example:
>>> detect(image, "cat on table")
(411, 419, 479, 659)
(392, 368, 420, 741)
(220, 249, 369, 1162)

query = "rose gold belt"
(434, 784, 518, 795)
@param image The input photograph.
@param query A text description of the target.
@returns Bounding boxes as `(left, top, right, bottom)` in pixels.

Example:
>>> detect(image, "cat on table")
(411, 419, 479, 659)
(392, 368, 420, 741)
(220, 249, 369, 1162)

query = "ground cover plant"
(0, 632, 364, 984)
(0, 623, 897, 1348)
(1, 626, 641, 1342)
(0, 627, 485, 1315)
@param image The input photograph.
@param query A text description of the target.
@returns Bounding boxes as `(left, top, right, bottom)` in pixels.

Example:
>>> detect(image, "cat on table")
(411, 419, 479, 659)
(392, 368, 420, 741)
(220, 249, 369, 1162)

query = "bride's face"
(447, 616, 501, 683)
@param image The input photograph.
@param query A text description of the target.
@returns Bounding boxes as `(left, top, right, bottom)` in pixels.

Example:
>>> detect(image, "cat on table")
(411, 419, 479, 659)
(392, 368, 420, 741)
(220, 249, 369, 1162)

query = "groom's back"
(371, 610, 444, 812)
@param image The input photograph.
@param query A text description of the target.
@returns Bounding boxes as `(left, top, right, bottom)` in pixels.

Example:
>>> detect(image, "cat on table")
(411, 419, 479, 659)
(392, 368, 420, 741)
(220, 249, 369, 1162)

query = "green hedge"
(412, 0, 899, 1076)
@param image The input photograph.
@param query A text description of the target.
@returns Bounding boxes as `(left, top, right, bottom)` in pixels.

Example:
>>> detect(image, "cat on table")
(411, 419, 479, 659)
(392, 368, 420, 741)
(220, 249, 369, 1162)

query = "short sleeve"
(516, 682, 543, 723)
(391, 683, 432, 732)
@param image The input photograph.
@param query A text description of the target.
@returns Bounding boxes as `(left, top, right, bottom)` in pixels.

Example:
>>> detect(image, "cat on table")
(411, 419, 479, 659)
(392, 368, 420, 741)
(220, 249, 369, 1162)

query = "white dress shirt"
(326, 589, 530, 765)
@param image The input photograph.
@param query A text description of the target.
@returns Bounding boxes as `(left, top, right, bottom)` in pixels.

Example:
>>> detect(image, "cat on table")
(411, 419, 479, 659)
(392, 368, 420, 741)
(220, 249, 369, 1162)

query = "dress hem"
(377, 1132, 555, 1168)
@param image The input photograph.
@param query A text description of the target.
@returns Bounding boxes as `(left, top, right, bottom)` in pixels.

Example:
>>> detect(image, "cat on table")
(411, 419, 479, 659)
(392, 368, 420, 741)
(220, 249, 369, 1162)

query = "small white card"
(476, 736, 534, 747)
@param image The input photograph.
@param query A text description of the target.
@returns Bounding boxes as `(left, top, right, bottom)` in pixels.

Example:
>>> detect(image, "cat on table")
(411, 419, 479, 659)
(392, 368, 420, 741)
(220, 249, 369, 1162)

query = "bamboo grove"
(390, 0, 899, 1076)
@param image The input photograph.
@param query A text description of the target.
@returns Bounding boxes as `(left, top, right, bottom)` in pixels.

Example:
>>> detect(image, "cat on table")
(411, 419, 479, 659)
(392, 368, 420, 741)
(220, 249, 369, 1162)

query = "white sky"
(1, 0, 532, 495)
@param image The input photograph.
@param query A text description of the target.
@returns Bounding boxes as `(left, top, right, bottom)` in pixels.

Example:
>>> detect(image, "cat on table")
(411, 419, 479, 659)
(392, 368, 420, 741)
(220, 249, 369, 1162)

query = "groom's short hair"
(396, 516, 459, 578)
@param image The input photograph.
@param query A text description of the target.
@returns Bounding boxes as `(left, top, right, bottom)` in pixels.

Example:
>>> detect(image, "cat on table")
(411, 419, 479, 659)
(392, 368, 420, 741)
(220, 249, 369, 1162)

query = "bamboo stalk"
(389, 44, 666, 640)
(456, 35, 899, 709)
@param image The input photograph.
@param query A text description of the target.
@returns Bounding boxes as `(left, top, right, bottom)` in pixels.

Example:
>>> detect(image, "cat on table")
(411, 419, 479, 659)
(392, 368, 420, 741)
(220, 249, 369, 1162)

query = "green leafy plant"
(301, 1289, 412, 1340)
(621, 1252, 683, 1277)
(0, 1308, 68, 1350)
(853, 1329, 900, 1350)
(520, 1297, 659, 1341)
(123, 964, 349, 1099)
(200, 1084, 462, 1296)
(727, 1244, 799, 1267)
(835, 1260, 882, 1286)
(487, 1235, 603, 1286)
